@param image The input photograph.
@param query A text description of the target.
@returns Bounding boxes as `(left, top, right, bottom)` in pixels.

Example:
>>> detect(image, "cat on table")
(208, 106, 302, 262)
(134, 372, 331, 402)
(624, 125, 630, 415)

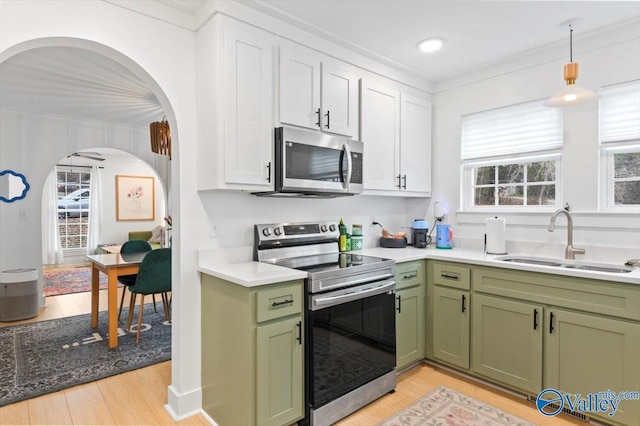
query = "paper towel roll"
(485, 217, 506, 254)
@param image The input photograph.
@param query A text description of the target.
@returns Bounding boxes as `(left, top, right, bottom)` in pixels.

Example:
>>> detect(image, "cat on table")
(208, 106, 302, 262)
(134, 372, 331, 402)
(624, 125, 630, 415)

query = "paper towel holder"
(485, 216, 508, 255)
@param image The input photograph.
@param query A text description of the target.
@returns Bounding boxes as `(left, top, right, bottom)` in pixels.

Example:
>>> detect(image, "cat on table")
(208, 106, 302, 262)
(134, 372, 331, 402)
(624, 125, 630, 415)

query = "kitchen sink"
(496, 256, 634, 273)
(500, 258, 563, 267)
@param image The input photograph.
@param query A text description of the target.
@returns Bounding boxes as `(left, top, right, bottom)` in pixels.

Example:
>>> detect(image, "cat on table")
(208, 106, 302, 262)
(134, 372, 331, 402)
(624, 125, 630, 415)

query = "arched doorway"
(0, 37, 186, 416)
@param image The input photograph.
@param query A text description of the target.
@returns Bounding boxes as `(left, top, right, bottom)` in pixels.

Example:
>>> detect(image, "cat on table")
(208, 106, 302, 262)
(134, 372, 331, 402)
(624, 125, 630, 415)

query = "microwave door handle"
(343, 143, 352, 191)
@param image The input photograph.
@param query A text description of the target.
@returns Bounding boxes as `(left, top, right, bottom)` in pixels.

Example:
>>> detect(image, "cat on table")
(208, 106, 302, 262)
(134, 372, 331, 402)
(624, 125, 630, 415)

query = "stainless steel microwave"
(254, 127, 363, 198)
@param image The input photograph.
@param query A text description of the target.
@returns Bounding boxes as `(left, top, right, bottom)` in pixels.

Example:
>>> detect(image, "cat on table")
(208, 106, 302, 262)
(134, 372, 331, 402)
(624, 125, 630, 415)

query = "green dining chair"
(125, 248, 172, 344)
(117, 240, 152, 322)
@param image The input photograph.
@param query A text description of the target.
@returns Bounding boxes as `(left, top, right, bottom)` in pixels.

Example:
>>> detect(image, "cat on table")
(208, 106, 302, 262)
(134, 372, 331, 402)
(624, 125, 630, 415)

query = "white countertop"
(359, 246, 640, 285)
(199, 246, 640, 287)
(198, 261, 307, 287)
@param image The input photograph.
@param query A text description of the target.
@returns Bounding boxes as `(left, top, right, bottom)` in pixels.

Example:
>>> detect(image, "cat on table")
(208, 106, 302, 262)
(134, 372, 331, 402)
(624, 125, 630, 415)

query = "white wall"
(430, 20, 640, 263)
(199, 191, 412, 252)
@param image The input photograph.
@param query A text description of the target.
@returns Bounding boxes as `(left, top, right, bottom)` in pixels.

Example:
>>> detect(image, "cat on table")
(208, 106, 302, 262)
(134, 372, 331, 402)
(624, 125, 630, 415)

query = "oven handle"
(311, 279, 396, 310)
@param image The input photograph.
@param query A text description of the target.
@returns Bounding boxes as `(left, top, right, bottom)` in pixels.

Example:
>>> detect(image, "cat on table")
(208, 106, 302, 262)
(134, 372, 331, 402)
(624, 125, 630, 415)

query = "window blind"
(600, 80, 640, 144)
(461, 100, 563, 161)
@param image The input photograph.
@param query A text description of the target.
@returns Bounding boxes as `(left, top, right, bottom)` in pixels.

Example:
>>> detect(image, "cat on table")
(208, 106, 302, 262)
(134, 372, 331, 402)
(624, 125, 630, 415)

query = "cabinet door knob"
(396, 295, 402, 313)
(549, 312, 554, 334)
(533, 309, 538, 330)
(266, 162, 272, 183)
(296, 321, 302, 345)
(402, 174, 407, 189)
(325, 110, 330, 128)
(461, 294, 466, 313)
(315, 108, 321, 127)
(397, 174, 402, 189)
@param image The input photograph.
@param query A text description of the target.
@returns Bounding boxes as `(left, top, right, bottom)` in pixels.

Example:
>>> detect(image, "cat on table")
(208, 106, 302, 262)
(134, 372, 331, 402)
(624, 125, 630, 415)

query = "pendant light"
(544, 19, 597, 107)
(150, 117, 172, 159)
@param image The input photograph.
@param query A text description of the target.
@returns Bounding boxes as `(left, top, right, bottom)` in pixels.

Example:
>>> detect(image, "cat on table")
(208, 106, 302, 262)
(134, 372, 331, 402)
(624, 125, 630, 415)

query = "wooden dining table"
(86, 251, 147, 349)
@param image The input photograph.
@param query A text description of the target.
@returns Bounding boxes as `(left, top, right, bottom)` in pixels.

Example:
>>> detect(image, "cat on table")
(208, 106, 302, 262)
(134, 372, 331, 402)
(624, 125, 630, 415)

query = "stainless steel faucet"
(548, 209, 585, 260)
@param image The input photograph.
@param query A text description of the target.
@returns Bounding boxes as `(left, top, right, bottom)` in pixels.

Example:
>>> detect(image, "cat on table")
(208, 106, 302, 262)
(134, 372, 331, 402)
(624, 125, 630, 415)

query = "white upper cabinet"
(400, 93, 432, 194)
(361, 80, 401, 192)
(361, 79, 432, 196)
(279, 46, 359, 138)
(321, 63, 359, 137)
(279, 47, 321, 130)
(197, 15, 274, 191)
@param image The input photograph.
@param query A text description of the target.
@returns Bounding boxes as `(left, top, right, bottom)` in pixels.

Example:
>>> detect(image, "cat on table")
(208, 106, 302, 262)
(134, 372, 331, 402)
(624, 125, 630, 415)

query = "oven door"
(276, 127, 363, 195)
(307, 279, 396, 410)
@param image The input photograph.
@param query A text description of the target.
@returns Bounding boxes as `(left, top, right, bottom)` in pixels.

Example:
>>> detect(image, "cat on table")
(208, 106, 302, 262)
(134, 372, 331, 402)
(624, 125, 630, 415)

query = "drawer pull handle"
(272, 299, 294, 307)
(296, 321, 302, 345)
(403, 273, 417, 279)
(396, 295, 402, 313)
(549, 312, 554, 334)
(461, 294, 466, 313)
(442, 274, 459, 281)
(533, 309, 538, 330)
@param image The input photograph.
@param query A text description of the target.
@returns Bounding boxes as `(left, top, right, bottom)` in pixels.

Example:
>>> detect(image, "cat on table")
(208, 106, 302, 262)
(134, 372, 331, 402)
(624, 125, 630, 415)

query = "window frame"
(56, 166, 92, 251)
(598, 80, 640, 212)
(600, 142, 640, 212)
(463, 153, 562, 211)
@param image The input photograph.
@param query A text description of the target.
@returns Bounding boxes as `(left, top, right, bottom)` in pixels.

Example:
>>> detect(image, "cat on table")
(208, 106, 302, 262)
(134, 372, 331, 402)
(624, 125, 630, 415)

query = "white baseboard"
(165, 384, 202, 421)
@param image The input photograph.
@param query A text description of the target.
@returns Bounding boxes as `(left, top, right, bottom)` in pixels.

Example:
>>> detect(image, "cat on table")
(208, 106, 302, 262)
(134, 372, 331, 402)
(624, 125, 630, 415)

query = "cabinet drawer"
(432, 262, 470, 290)
(473, 267, 640, 321)
(395, 261, 425, 290)
(256, 281, 303, 323)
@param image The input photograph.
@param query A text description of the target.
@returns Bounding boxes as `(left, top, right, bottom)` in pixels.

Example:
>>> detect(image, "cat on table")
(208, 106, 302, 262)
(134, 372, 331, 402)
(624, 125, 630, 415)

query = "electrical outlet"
(209, 221, 218, 238)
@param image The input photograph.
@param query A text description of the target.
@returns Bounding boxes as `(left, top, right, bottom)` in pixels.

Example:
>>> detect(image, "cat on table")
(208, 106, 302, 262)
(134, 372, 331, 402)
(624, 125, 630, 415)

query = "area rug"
(0, 304, 171, 407)
(43, 267, 113, 297)
(379, 386, 535, 426)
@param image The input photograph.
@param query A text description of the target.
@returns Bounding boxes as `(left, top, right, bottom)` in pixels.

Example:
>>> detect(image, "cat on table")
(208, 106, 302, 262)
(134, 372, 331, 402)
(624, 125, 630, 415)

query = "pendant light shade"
(544, 19, 597, 108)
(150, 117, 172, 159)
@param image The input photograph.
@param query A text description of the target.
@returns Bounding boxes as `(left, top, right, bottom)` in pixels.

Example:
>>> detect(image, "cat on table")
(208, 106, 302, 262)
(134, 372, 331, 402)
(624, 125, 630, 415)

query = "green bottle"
(338, 218, 347, 252)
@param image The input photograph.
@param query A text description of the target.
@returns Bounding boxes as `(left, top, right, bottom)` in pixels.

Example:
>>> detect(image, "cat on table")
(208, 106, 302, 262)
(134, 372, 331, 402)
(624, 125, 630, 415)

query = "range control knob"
(274, 227, 282, 236)
(320, 225, 328, 232)
(262, 228, 272, 237)
(329, 224, 337, 232)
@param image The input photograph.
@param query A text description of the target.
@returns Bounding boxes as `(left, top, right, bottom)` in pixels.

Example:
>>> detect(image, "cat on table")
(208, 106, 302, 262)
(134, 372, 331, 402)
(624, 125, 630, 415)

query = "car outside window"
(57, 167, 91, 249)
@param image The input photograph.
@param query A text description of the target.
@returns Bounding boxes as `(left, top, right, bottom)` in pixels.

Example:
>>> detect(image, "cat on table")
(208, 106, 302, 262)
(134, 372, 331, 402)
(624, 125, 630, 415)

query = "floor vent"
(527, 395, 590, 422)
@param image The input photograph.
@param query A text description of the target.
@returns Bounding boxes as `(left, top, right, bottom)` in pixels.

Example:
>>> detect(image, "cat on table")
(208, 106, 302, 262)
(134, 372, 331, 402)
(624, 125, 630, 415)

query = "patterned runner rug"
(380, 386, 535, 426)
(0, 304, 170, 407)
(43, 266, 114, 297)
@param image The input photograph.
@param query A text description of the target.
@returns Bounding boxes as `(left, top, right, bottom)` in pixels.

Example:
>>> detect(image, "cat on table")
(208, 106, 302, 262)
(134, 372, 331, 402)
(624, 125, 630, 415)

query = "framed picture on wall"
(116, 175, 155, 221)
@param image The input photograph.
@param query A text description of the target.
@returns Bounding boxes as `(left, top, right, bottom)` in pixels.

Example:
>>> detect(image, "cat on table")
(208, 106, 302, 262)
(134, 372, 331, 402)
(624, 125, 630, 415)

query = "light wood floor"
(0, 288, 583, 425)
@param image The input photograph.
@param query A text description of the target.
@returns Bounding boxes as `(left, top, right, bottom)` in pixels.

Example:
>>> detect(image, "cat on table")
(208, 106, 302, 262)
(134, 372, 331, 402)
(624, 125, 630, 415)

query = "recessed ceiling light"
(417, 38, 444, 53)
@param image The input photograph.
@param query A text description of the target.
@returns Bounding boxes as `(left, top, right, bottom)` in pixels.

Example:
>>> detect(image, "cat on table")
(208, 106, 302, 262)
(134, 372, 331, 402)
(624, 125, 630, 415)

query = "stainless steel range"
(254, 221, 397, 426)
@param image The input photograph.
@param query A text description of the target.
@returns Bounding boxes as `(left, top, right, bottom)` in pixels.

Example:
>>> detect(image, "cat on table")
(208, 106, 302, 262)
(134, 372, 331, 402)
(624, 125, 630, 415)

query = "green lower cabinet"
(471, 294, 543, 395)
(257, 315, 304, 426)
(545, 308, 640, 426)
(432, 286, 470, 369)
(395, 285, 425, 370)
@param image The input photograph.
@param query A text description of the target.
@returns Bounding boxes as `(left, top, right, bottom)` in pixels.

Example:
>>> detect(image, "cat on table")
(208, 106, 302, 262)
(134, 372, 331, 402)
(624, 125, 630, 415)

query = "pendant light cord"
(569, 25, 573, 62)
